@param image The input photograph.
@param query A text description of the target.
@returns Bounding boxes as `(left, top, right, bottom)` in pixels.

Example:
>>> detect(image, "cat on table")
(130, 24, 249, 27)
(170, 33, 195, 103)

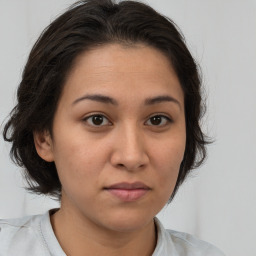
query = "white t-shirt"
(0, 210, 225, 256)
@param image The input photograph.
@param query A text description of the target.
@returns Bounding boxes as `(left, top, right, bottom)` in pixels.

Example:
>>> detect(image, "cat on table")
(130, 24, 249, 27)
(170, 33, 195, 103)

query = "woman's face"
(37, 43, 186, 232)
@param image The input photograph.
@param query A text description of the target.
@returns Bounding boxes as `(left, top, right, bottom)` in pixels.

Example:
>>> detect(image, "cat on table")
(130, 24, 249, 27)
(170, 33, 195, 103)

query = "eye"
(83, 114, 111, 127)
(145, 115, 172, 126)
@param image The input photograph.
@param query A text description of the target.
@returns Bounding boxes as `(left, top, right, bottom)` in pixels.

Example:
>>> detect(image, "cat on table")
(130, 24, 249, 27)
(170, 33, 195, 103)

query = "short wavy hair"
(3, 0, 209, 200)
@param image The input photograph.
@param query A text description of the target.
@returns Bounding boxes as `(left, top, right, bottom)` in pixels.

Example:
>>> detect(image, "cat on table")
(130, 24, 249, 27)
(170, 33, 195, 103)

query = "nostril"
(116, 162, 145, 171)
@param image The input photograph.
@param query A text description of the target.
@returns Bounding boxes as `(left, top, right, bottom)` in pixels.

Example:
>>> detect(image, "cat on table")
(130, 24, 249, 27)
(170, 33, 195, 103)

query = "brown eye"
(145, 115, 172, 126)
(150, 116, 162, 125)
(92, 115, 104, 125)
(84, 114, 111, 126)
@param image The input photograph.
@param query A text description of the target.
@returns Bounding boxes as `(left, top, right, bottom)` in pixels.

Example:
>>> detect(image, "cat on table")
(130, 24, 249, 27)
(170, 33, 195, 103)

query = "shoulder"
(167, 229, 225, 256)
(0, 213, 40, 228)
(154, 218, 225, 256)
(0, 213, 49, 256)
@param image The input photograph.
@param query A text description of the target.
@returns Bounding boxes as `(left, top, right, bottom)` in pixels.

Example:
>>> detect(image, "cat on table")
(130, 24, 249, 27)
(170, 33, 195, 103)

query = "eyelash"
(82, 113, 172, 128)
(145, 114, 172, 126)
(83, 114, 112, 127)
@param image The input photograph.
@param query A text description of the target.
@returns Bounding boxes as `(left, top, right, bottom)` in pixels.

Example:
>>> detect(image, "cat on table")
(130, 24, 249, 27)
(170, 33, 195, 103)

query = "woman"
(1, 0, 225, 255)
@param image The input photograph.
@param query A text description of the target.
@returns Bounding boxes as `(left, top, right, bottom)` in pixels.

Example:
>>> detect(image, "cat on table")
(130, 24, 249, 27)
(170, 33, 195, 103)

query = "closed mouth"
(104, 182, 151, 201)
(104, 181, 150, 190)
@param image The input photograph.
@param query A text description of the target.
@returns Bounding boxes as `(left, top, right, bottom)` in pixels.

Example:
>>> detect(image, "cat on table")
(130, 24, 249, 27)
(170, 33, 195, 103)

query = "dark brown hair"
(3, 0, 209, 200)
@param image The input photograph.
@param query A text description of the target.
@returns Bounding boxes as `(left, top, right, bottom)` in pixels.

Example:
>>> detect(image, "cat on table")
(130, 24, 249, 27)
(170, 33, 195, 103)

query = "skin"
(34, 43, 186, 256)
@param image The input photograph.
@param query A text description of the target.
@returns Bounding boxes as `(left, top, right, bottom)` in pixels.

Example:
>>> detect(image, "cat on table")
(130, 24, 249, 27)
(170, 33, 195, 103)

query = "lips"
(104, 182, 150, 201)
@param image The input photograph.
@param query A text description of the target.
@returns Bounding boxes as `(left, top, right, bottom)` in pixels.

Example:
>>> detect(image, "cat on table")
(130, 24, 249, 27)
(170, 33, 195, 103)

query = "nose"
(110, 125, 149, 171)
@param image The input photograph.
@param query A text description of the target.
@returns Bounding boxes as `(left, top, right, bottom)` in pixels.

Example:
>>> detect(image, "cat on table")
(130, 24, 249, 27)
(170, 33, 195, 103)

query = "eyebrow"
(144, 95, 181, 108)
(72, 93, 181, 108)
(72, 94, 118, 105)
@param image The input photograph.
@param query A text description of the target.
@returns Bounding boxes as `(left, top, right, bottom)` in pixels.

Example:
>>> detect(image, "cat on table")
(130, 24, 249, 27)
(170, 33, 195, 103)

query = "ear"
(33, 130, 54, 162)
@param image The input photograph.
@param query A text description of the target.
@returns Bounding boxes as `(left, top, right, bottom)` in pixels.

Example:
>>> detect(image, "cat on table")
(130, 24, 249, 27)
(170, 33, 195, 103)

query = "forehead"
(70, 43, 176, 79)
(60, 43, 184, 106)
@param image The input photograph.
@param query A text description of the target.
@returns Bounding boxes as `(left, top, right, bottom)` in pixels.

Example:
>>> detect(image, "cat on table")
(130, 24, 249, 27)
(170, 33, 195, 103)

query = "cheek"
(52, 137, 107, 189)
(152, 137, 185, 187)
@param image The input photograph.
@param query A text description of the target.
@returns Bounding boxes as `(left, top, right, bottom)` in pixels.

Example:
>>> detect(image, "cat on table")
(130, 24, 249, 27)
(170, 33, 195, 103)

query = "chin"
(99, 209, 155, 233)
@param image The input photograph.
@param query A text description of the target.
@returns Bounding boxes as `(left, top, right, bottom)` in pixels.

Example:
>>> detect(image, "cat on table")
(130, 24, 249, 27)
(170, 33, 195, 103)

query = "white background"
(0, 1, 256, 255)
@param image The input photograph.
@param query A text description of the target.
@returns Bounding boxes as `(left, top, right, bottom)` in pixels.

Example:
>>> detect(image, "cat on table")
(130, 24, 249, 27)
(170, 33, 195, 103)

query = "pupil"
(151, 116, 161, 125)
(93, 115, 103, 125)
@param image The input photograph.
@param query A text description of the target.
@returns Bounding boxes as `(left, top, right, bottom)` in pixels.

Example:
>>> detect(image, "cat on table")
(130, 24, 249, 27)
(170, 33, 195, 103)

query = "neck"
(50, 207, 157, 256)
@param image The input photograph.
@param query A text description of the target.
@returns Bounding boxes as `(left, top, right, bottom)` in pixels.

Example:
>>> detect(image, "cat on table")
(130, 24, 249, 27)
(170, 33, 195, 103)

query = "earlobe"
(33, 130, 54, 162)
